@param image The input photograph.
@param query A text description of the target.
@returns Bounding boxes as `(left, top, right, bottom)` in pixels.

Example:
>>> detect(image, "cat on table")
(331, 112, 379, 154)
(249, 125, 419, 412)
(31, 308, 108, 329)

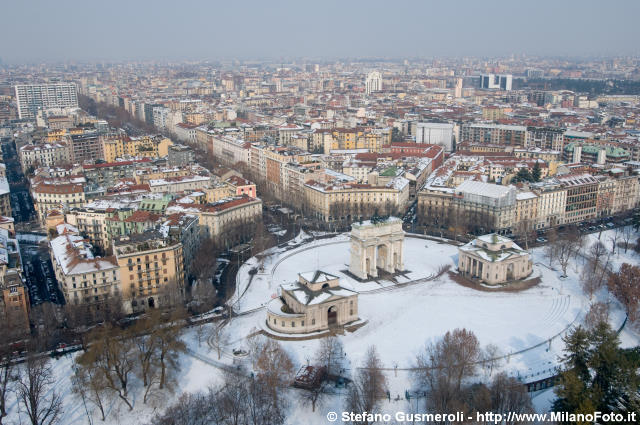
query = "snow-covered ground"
(6, 229, 640, 424)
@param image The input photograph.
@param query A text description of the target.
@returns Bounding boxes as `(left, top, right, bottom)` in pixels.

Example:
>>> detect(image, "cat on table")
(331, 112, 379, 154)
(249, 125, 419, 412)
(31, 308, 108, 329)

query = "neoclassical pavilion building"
(458, 234, 533, 285)
(266, 271, 358, 334)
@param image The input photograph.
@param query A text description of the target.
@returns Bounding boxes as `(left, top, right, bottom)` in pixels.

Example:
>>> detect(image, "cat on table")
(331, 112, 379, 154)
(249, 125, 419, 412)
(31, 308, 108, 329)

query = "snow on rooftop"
(386, 176, 409, 191)
(456, 180, 513, 198)
(516, 191, 538, 201)
(50, 234, 117, 275)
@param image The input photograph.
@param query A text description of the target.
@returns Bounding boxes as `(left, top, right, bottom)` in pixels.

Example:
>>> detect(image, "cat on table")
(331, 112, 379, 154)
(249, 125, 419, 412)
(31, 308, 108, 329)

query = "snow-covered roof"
(50, 234, 118, 275)
(299, 271, 338, 284)
(387, 176, 409, 191)
(516, 191, 538, 201)
(457, 180, 513, 198)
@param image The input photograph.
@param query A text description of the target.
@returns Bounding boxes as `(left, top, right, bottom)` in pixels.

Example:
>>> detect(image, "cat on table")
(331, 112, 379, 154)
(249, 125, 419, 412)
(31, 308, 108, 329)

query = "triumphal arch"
(349, 217, 404, 280)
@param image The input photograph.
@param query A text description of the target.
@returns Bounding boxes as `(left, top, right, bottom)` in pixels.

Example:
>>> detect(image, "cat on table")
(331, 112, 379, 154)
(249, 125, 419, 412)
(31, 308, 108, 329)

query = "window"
(311, 319, 315, 325)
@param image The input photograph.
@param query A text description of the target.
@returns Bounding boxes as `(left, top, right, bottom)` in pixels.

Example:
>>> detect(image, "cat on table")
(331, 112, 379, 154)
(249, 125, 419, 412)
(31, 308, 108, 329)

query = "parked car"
(536, 237, 547, 243)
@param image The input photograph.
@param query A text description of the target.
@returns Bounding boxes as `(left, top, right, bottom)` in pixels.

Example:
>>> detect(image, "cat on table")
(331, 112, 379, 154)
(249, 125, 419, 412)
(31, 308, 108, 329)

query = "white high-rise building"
(365, 71, 382, 95)
(15, 83, 78, 120)
(480, 74, 512, 91)
(416, 122, 455, 152)
(454, 78, 463, 98)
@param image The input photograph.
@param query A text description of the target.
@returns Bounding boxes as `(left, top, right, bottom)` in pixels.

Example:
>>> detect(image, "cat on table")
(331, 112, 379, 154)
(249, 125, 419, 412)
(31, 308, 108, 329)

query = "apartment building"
(70, 133, 104, 163)
(196, 196, 262, 242)
(65, 205, 123, 250)
(461, 124, 527, 147)
(113, 231, 185, 314)
(0, 179, 11, 218)
(454, 180, 517, 232)
(50, 233, 121, 307)
(102, 135, 173, 162)
(32, 183, 86, 225)
(148, 175, 211, 193)
(0, 228, 29, 335)
(15, 83, 78, 120)
(525, 127, 565, 151)
(556, 174, 599, 224)
(210, 135, 252, 167)
(530, 181, 567, 229)
(250, 144, 312, 197)
(304, 180, 407, 222)
(82, 158, 153, 188)
(19, 142, 73, 173)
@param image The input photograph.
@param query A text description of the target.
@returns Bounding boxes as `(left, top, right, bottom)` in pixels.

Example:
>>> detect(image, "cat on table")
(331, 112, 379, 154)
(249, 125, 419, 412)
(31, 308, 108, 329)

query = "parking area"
(21, 243, 62, 306)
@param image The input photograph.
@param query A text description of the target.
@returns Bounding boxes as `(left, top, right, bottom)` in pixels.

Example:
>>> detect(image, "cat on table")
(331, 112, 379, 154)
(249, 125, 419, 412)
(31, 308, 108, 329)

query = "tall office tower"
(480, 74, 513, 91)
(454, 78, 463, 98)
(14, 83, 78, 119)
(365, 71, 382, 95)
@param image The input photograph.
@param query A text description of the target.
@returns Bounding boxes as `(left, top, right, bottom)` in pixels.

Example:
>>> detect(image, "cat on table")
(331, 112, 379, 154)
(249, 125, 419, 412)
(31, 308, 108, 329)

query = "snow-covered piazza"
(5, 225, 638, 424)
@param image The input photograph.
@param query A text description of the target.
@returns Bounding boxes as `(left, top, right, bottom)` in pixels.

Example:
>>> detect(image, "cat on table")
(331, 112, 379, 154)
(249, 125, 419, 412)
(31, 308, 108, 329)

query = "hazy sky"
(2, 0, 639, 63)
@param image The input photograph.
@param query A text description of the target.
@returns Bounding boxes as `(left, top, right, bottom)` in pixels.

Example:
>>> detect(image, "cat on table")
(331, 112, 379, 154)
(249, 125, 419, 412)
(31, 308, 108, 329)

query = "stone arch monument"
(349, 217, 404, 280)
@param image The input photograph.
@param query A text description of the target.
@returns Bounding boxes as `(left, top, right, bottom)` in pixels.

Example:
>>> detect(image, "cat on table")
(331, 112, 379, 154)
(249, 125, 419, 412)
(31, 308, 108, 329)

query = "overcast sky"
(2, 0, 639, 63)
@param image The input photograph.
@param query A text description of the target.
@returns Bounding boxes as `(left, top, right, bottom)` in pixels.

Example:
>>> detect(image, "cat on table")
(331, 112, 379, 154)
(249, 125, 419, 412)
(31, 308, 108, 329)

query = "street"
(21, 242, 62, 306)
(1, 139, 36, 224)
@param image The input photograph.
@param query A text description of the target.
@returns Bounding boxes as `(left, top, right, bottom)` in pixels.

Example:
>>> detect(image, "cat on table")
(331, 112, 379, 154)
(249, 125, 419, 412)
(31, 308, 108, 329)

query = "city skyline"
(2, 0, 640, 63)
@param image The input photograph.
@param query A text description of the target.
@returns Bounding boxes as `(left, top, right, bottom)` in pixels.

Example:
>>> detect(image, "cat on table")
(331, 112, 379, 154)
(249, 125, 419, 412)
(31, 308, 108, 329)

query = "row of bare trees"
(413, 328, 531, 420)
(72, 309, 186, 421)
(150, 338, 294, 425)
(418, 205, 496, 239)
(0, 338, 62, 425)
(326, 201, 400, 232)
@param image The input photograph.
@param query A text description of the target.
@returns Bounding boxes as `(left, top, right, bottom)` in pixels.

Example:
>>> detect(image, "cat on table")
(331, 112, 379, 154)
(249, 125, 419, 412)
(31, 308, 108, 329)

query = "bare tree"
(315, 336, 344, 378)
(151, 314, 186, 391)
(589, 241, 608, 272)
(608, 263, 640, 322)
(581, 253, 611, 299)
(79, 324, 135, 410)
(608, 227, 621, 254)
(621, 225, 635, 253)
(347, 346, 387, 425)
(209, 322, 228, 360)
(481, 343, 502, 378)
(252, 218, 275, 259)
(301, 381, 329, 413)
(16, 355, 63, 425)
(0, 322, 18, 423)
(544, 228, 558, 268)
(489, 372, 533, 421)
(189, 280, 217, 315)
(553, 227, 583, 277)
(254, 339, 295, 402)
(585, 302, 610, 330)
(246, 329, 265, 369)
(190, 237, 220, 291)
(414, 328, 481, 412)
(72, 363, 108, 421)
(513, 218, 534, 250)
